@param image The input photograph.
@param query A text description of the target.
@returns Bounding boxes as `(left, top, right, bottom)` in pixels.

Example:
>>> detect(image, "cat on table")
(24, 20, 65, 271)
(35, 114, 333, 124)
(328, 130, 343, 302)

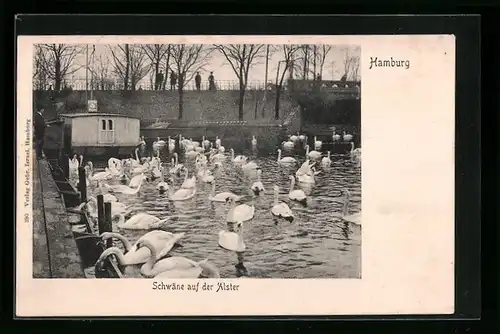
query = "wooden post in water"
(103, 202, 113, 248)
(78, 166, 87, 202)
(97, 194, 105, 236)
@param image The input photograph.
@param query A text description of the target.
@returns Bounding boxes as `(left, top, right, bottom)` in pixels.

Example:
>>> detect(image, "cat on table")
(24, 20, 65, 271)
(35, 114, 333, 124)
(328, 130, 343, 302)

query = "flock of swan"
(68, 132, 361, 279)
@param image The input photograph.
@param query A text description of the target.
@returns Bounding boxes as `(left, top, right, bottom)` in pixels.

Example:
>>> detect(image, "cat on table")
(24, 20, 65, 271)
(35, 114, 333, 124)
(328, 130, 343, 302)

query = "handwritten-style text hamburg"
(152, 281, 240, 292)
(369, 57, 410, 70)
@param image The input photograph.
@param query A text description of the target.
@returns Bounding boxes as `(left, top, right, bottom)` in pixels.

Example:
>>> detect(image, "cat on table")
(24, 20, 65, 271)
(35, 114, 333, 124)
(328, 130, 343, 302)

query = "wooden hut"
(58, 113, 141, 159)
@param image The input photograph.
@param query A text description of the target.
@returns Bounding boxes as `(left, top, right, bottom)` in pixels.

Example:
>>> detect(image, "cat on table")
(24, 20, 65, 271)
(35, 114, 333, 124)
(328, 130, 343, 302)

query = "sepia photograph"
(17, 34, 456, 317)
(32, 42, 361, 280)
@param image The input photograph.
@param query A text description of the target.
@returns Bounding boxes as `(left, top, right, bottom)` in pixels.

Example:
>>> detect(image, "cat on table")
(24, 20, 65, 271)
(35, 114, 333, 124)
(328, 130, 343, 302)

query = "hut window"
(99, 118, 115, 144)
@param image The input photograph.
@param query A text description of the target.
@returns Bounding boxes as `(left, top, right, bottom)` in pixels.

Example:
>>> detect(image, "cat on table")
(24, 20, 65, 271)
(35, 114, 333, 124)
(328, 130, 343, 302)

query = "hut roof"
(59, 113, 140, 120)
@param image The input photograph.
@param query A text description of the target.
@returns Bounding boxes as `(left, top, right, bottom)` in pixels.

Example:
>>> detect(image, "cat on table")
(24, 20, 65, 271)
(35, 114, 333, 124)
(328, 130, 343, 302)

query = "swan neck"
(100, 247, 127, 266)
(290, 177, 295, 192)
(112, 233, 132, 251)
(141, 241, 158, 276)
(135, 148, 139, 161)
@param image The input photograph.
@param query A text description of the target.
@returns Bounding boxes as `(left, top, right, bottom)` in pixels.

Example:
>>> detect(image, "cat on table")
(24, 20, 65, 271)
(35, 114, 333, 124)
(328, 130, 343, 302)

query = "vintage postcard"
(16, 35, 455, 317)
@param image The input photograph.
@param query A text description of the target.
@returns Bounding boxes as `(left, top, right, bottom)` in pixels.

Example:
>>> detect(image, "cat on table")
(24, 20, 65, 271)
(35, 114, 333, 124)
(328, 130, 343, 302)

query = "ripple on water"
(85, 145, 361, 279)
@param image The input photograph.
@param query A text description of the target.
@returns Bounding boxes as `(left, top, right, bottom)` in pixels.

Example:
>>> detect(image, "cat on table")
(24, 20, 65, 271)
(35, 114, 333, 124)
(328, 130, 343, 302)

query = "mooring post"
(78, 166, 87, 203)
(97, 194, 105, 236)
(103, 202, 113, 248)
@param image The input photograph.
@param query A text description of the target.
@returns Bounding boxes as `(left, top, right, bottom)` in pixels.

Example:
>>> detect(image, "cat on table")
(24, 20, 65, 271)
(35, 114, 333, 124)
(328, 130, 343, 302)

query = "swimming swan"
(103, 174, 144, 195)
(288, 175, 307, 204)
(277, 149, 296, 164)
(99, 230, 185, 265)
(230, 148, 247, 164)
(341, 188, 361, 225)
(113, 212, 169, 230)
(271, 185, 294, 223)
(137, 239, 220, 278)
(169, 183, 197, 201)
(321, 151, 332, 167)
(226, 197, 255, 223)
(208, 180, 244, 202)
(306, 144, 322, 160)
(180, 167, 196, 189)
(218, 221, 245, 252)
(250, 169, 265, 195)
(156, 166, 169, 194)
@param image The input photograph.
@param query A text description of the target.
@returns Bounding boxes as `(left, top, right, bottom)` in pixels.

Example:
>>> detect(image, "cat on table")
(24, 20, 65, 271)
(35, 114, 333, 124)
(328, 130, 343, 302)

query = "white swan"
(99, 231, 185, 265)
(114, 212, 169, 230)
(271, 185, 294, 223)
(290, 134, 298, 142)
(68, 154, 80, 175)
(306, 144, 322, 160)
(332, 132, 341, 142)
(288, 175, 307, 204)
(103, 174, 144, 195)
(251, 136, 257, 146)
(296, 159, 315, 176)
(298, 134, 306, 141)
(156, 166, 169, 194)
(218, 221, 245, 252)
(81, 196, 130, 219)
(250, 169, 265, 195)
(230, 148, 247, 164)
(350, 142, 361, 157)
(321, 151, 332, 167)
(169, 183, 196, 201)
(180, 167, 196, 189)
(343, 131, 353, 142)
(277, 149, 296, 164)
(128, 173, 148, 189)
(85, 162, 112, 183)
(208, 180, 244, 202)
(168, 136, 175, 152)
(241, 158, 259, 171)
(186, 149, 199, 158)
(314, 136, 322, 150)
(169, 153, 184, 175)
(137, 239, 220, 278)
(341, 188, 361, 225)
(226, 198, 254, 223)
(282, 140, 294, 149)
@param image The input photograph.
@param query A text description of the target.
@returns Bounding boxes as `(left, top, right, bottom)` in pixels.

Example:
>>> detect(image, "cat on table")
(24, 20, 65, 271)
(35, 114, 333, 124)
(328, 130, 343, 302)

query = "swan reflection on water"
(75, 135, 361, 279)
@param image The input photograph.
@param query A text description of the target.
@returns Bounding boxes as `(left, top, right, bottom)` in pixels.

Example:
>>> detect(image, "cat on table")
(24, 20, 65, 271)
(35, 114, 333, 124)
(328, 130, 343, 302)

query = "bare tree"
(129, 46, 150, 90)
(33, 45, 49, 90)
(318, 45, 332, 79)
(162, 45, 171, 90)
(38, 44, 83, 90)
(142, 44, 170, 90)
(342, 47, 361, 82)
(89, 53, 114, 90)
(109, 44, 130, 90)
(169, 44, 212, 119)
(213, 44, 265, 120)
(274, 44, 301, 119)
(109, 44, 150, 90)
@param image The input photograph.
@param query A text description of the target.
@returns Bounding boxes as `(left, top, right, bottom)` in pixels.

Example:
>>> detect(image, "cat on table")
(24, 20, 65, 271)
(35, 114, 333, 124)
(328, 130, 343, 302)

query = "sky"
(66, 44, 361, 89)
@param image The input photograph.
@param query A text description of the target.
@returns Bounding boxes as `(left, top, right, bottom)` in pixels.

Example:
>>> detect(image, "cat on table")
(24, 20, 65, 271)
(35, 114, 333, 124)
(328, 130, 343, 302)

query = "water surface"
(82, 140, 361, 279)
